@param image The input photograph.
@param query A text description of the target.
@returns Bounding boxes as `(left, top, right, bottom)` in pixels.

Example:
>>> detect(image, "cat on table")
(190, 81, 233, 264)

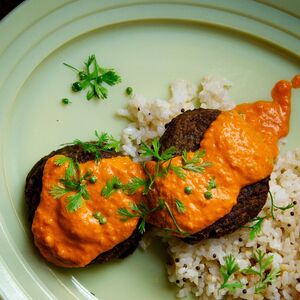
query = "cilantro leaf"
(139, 138, 176, 162)
(242, 250, 280, 294)
(66, 192, 84, 213)
(118, 201, 164, 234)
(122, 177, 149, 195)
(220, 255, 243, 293)
(101, 176, 123, 198)
(49, 156, 91, 213)
(175, 199, 186, 214)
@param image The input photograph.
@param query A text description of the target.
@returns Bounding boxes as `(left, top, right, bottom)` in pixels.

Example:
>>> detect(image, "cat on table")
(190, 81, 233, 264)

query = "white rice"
(119, 76, 300, 299)
(167, 149, 300, 299)
(118, 76, 233, 158)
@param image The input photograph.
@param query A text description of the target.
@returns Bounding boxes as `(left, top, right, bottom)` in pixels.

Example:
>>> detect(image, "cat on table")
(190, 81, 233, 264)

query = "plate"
(0, 1, 299, 299)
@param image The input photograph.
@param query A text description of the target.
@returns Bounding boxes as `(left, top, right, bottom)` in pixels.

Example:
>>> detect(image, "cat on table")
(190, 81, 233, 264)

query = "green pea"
(184, 186, 193, 194)
(89, 176, 97, 184)
(126, 87, 133, 96)
(72, 81, 82, 92)
(93, 211, 107, 225)
(61, 98, 71, 105)
(204, 191, 212, 200)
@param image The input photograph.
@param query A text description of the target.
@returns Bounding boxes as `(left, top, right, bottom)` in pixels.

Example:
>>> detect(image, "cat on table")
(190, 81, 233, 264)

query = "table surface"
(0, 0, 23, 20)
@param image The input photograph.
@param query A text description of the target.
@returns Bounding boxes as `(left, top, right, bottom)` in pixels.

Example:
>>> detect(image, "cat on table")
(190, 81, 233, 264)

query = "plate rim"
(0, 1, 299, 299)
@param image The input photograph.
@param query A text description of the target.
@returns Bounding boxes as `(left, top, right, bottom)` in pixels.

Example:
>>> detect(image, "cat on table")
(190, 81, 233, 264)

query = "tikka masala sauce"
(32, 156, 145, 267)
(146, 78, 298, 235)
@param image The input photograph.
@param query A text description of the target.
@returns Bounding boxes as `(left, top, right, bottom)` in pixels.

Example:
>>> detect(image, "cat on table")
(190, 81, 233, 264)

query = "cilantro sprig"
(168, 149, 212, 181)
(245, 191, 295, 240)
(181, 149, 212, 173)
(242, 250, 280, 294)
(63, 54, 121, 101)
(49, 156, 91, 212)
(175, 199, 186, 214)
(118, 200, 164, 234)
(122, 177, 150, 195)
(163, 201, 189, 236)
(101, 176, 149, 198)
(64, 131, 121, 161)
(220, 255, 243, 292)
(101, 176, 123, 198)
(140, 138, 176, 162)
(139, 138, 177, 190)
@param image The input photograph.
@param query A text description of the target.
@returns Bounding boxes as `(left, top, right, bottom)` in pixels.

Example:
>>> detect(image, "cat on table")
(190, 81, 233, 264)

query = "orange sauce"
(32, 155, 145, 267)
(292, 74, 300, 88)
(146, 78, 296, 235)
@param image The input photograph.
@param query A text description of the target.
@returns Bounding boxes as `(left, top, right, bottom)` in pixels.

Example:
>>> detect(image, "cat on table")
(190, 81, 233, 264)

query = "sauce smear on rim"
(147, 78, 298, 235)
(32, 155, 145, 267)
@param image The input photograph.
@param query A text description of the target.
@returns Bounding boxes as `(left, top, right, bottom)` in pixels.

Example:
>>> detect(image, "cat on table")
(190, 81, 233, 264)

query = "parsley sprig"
(220, 255, 243, 292)
(49, 156, 91, 212)
(63, 54, 121, 100)
(64, 131, 121, 161)
(242, 250, 280, 294)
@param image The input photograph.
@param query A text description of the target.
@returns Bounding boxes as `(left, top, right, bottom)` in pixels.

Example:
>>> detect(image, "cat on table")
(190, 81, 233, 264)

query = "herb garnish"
(139, 140, 212, 192)
(122, 177, 150, 195)
(101, 176, 123, 198)
(63, 54, 121, 101)
(101, 176, 149, 198)
(181, 149, 212, 173)
(269, 191, 294, 219)
(247, 216, 266, 241)
(64, 131, 121, 161)
(242, 250, 280, 294)
(140, 138, 176, 162)
(220, 255, 243, 292)
(168, 149, 212, 181)
(163, 201, 189, 236)
(175, 199, 186, 214)
(118, 201, 164, 234)
(139, 138, 177, 190)
(245, 191, 295, 240)
(49, 156, 90, 212)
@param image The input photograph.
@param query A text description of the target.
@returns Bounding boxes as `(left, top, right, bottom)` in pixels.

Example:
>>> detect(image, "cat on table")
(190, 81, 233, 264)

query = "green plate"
(0, 1, 299, 299)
